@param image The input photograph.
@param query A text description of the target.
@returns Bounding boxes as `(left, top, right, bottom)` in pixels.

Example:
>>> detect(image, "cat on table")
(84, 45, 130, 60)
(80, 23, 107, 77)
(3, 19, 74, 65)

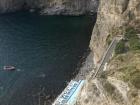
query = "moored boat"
(3, 66, 16, 71)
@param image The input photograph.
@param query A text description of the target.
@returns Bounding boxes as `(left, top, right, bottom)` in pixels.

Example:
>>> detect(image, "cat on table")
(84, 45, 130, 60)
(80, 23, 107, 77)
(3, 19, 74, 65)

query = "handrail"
(89, 37, 120, 79)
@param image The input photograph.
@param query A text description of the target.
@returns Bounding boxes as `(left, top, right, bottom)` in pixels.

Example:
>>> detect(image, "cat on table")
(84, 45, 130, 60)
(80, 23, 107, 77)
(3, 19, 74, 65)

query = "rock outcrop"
(90, 0, 140, 65)
(76, 0, 140, 105)
(0, 0, 99, 15)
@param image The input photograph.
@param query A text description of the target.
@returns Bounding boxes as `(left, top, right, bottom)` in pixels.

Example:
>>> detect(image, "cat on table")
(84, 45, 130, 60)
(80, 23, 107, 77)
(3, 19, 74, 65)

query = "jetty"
(52, 80, 85, 105)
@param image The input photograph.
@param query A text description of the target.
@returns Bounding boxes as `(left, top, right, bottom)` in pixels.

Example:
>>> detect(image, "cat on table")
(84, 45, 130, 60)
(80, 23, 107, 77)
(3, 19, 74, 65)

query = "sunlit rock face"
(76, 0, 140, 105)
(0, 0, 99, 15)
(90, 0, 140, 65)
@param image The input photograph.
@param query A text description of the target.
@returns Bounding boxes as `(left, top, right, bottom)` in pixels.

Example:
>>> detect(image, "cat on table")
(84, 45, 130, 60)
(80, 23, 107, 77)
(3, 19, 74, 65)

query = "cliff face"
(77, 0, 140, 105)
(40, 0, 98, 15)
(90, 0, 140, 65)
(0, 0, 99, 15)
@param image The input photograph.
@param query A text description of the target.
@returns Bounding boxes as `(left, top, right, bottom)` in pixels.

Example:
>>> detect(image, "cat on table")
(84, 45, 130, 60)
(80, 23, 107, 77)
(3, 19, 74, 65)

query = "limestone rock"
(0, 0, 99, 15)
(77, 0, 140, 105)
(90, 0, 140, 65)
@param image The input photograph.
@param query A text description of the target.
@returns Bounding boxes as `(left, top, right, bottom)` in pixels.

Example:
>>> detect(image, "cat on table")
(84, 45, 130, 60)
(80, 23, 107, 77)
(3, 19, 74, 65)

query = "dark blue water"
(0, 12, 95, 105)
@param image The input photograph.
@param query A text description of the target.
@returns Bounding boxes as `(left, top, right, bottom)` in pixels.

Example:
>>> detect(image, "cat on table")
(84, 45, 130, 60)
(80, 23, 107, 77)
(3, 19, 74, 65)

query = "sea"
(0, 11, 96, 105)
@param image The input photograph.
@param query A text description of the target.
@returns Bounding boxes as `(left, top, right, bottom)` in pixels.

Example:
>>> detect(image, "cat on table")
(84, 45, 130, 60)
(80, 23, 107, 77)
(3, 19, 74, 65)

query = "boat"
(3, 66, 16, 71)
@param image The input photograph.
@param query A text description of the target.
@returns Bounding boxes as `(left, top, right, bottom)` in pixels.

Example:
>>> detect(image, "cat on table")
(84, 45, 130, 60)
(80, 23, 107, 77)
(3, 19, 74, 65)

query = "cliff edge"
(76, 0, 140, 105)
(0, 0, 98, 15)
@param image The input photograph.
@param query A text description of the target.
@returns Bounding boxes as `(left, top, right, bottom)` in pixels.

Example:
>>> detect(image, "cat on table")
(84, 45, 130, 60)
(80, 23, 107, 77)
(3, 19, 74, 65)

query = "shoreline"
(51, 51, 95, 105)
(74, 51, 95, 81)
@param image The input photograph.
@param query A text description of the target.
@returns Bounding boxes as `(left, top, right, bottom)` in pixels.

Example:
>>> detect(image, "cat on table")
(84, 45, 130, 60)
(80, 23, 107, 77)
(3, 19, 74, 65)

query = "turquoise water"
(0, 12, 95, 105)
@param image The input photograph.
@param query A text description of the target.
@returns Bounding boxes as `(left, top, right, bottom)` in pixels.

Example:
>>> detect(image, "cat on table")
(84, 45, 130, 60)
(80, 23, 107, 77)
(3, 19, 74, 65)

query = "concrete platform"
(52, 80, 85, 105)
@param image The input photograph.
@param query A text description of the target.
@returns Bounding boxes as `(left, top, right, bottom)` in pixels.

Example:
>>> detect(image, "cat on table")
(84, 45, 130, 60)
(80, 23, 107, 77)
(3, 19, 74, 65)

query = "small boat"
(3, 66, 15, 71)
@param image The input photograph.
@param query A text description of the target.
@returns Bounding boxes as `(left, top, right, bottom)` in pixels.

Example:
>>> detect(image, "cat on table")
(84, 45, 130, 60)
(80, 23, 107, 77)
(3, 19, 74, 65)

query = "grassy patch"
(124, 27, 140, 51)
(129, 38, 140, 50)
(103, 80, 124, 103)
(110, 52, 140, 89)
(119, 66, 140, 86)
(115, 39, 127, 54)
(130, 73, 140, 89)
(104, 81, 115, 94)
(115, 27, 140, 55)
(99, 71, 108, 79)
(124, 27, 138, 39)
(106, 27, 124, 46)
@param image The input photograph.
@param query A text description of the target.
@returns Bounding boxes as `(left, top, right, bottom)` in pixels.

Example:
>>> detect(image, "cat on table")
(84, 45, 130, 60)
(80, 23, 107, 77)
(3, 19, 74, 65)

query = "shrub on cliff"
(124, 27, 137, 39)
(103, 81, 115, 94)
(131, 73, 140, 89)
(106, 34, 112, 45)
(123, 27, 140, 51)
(103, 81, 123, 103)
(115, 40, 126, 54)
(129, 38, 140, 50)
(121, 66, 140, 89)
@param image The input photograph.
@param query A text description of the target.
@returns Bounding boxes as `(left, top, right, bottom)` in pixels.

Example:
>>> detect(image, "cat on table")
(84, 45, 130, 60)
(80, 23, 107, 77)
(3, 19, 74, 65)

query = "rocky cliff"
(90, 0, 140, 65)
(0, 0, 99, 15)
(76, 0, 140, 105)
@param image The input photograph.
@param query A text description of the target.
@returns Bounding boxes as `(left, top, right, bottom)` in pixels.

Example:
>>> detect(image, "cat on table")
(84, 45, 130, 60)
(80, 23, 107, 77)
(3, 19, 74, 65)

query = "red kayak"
(3, 66, 16, 71)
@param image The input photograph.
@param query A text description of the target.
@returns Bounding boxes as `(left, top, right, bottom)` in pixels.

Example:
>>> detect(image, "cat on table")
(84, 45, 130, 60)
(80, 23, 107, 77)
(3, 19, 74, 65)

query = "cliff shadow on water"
(49, 14, 97, 105)
(0, 11, 97, 105)
(73, 14, 98, 80)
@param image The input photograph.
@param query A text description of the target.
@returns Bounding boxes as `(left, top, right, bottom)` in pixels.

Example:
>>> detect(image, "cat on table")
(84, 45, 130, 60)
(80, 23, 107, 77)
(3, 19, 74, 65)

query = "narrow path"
(90, 36, 122, 79)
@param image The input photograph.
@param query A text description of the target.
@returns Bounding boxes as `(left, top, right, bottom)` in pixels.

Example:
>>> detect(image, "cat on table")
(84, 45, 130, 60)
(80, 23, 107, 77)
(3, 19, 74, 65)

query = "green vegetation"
(119, 66, 140, 89)
(106, 34, 112, 45)
(124, 27, 138, 39)
(104, 81, 115, 94)
(124, 27, 140, 51)
(103, 80, 123, 103)
(115, 39, 126, 54)
(129, 38, 140, 50)
(110, 51, 140, 89)
(104, 26, 140, 98)
(130, 89, 138, 97)
(128, 11, 135, 21)
(99, 71, 107, 79)
(115, 27, 140, 55)
(131, 73, 140, 89)
(107, 27, 124, 46)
